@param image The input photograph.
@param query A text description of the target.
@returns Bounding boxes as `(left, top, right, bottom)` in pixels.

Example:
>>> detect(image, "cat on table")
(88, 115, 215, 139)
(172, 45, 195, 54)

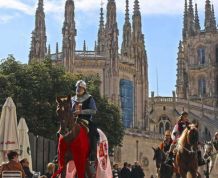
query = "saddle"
(59, 118, 89, 142)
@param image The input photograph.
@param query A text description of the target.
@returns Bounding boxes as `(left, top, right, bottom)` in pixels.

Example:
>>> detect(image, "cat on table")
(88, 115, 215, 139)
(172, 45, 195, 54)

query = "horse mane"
(177, 127, 189, 149)
(177, 124, 197, 149)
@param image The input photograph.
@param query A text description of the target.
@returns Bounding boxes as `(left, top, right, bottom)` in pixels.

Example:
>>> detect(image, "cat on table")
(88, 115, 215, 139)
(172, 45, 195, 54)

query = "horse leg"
(179, 170, 187, 178)
(188, 170, 197, 178)
(85, 160, 93, 178)
(175, 173, 181, 178)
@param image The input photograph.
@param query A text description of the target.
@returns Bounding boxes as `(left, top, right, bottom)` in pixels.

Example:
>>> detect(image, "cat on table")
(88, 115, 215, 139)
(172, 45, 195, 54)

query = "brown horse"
(176, 124, 199, 178)
(52, 95, 91, 178)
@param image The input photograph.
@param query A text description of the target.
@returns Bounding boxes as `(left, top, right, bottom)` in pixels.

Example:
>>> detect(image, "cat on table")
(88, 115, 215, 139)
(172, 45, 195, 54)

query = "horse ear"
(152, 147, 156, 151)
(56, 96, 62, 103)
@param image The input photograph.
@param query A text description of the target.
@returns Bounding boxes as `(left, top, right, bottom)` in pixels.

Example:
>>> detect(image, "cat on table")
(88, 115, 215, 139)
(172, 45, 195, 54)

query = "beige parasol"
(0, 97, 19, 163)
(18, 117, 32, 169)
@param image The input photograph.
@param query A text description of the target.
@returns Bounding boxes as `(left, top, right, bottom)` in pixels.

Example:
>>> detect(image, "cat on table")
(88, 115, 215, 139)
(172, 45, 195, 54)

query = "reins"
(178, 142, 197, 154)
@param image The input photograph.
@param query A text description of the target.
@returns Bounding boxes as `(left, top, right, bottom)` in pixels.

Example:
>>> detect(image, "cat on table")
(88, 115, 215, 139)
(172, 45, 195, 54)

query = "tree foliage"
(0, 56, 124, 151)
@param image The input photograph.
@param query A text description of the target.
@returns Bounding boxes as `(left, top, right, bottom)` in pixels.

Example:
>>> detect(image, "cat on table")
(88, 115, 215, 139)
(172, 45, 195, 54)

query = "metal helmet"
(165, 130, 171, 136)
(75, 80, 87, 90)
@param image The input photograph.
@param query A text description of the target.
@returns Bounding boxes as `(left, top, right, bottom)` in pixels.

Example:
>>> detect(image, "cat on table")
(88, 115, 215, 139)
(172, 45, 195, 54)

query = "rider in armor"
(159, 130, 173, 153)
(71, 80, 99, 161)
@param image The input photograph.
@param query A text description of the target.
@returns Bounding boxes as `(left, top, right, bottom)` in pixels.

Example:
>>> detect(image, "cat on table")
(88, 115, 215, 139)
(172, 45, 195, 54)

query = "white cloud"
(0, 14, 14, 23)
(0, 0, 34, 15)
(0, 0, 217, 22)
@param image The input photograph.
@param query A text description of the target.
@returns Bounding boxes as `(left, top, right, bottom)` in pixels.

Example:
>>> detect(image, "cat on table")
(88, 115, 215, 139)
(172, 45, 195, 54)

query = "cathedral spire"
(83, 40, 86, 52)
(183, 0, 188, 39)
(211, 4, 217, 32)
(132, 0, 147, 74)
(29, 0, 47, 63)
(105, 0, 119, 69)
(132, 0, 142, 41)
(132, 0, 144, 51)
(97, 1, 105, 55)
(125, 0, 130, 22)
(121, 0, 131, 57)
(133, 0, 140, 15)
(47, 44, 51, 56)
(176, 41, 186, 98)
(56, 42, 59, 60)
(131, 0, 148, 128)
(187, 0, 195, 36)
(194, 3, 201, 33)
(204, 0, 215, 32)
(62, 0, 77, 71)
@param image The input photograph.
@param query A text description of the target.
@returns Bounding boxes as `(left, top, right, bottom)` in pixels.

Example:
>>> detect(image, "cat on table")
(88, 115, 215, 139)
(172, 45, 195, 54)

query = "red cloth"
(52, 126, 90, 178)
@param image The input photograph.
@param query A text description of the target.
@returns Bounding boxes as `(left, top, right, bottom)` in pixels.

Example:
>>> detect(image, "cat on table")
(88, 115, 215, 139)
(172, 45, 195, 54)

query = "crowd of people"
(158, 111, 218, 167)
(112, 161, 145, 178)
(1, 80, 218, 178)
(0, 150, 56, 178)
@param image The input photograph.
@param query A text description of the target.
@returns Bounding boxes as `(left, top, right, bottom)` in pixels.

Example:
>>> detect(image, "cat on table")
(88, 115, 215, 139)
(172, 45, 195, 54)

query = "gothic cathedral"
(29, 0, 149, 130)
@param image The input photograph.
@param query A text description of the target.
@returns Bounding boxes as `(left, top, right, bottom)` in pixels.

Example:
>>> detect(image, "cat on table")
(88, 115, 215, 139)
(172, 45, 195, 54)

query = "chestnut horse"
(52, 95, 90, 178)
(176, 124, 199, 178)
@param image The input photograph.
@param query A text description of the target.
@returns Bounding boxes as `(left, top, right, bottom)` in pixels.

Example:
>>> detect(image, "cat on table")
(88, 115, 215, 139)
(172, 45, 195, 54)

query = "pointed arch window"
(198, 78, 206, 96)
(204, 127, 211, 141)
(197, 48, 205, 64)
(165, 122, 170, 131)
(158, 116, 171, 134)
(159, 122, 164, 134)
(216, 45, 218, 63)
(216, 76, 218, 95)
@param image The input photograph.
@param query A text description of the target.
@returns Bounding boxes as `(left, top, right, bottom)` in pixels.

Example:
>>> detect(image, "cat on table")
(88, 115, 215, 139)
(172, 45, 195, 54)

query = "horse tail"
(51, 166, 64, 178)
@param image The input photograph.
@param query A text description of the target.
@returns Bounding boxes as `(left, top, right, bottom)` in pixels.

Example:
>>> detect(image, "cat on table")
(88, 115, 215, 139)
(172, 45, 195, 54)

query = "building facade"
(176, 0, 218, 107)
(29, 0, 149, 130)
(29, 0, 218, 176)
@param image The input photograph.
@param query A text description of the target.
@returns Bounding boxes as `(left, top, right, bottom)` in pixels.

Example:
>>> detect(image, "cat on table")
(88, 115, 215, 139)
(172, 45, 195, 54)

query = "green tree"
(0, 56, 124, 151)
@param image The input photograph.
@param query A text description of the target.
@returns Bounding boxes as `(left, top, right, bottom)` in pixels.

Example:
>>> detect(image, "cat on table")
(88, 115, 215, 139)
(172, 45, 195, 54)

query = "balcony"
(188, 63, 209, 70)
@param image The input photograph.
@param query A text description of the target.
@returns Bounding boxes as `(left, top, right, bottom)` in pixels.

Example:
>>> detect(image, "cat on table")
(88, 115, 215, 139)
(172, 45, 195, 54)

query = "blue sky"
(0, 0, 217, 96)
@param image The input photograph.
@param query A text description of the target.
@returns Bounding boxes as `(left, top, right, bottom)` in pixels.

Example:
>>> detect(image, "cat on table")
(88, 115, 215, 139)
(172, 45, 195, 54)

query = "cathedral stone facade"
(176, 0, 218, 107)
(29, 0, 149, 131)
(150, 0, 218, 144)
(29, 0, 218, 176)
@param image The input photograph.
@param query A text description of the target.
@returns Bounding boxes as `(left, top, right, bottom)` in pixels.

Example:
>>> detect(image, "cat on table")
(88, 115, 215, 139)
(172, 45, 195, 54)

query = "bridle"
(57, 99, 78, 128)
(178, 128, 198, 154)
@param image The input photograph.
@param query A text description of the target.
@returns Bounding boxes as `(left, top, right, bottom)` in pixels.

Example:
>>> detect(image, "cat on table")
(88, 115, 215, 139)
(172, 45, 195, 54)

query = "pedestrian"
(0, 151, 25, 178)
(112, 163, 120, 178)
(159, 130, 173, 153)
(120, 162, 131, 178)
(131, 161, 144, 178)
(20, 158, 33, 178)
(45, 163, 55, 178)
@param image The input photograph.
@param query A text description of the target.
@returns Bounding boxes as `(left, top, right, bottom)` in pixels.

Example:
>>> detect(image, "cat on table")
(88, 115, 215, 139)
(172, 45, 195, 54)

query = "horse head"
(56, 95, 76, 134)
(204, 141, 213, 158)
(56, 95, 72, 114)
(152, 147, 165, 169)
(186, 124, 199, 146)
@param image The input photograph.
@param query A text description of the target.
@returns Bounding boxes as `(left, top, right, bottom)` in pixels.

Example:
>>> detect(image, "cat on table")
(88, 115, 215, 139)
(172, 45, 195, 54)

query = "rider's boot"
(89, 121, 99, 162)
